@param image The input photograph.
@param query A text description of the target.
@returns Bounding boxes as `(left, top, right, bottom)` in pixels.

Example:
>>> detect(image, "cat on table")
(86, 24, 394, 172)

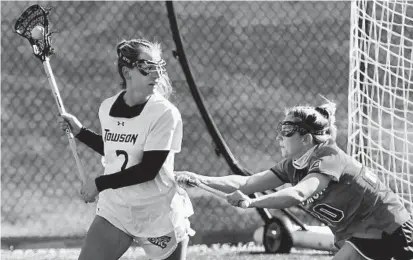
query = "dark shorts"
(348, 219, 413, 260)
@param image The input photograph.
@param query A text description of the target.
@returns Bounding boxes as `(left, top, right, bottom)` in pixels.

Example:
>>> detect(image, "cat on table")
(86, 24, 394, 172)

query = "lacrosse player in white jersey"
(59, 38, 194, 260)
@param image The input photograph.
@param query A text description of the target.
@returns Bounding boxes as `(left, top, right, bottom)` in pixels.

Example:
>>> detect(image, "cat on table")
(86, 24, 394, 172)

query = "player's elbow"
(239, 176, 258, 195)
(143, 168, 161, 182)
(148, 169, 161, 181)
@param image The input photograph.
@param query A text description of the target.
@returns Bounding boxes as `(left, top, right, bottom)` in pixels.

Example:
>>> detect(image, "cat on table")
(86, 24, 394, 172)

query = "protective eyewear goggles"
(135, 59, 167, 76)
(276, 121, 308, 137)
(120, 55, 167, 76)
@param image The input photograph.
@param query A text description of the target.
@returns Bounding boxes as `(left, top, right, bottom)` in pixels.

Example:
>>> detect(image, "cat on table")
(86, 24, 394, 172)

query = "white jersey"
(96, 92, 193, 237)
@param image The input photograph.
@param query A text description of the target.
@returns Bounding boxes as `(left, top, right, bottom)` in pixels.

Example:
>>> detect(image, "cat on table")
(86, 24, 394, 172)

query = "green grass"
(1, 245, 333, 260)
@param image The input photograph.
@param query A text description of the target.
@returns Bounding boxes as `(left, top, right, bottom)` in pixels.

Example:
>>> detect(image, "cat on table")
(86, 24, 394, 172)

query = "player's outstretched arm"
(232, 172, 332, 209)
(175, 171, 249, 194)
(175, 169, 286, 195)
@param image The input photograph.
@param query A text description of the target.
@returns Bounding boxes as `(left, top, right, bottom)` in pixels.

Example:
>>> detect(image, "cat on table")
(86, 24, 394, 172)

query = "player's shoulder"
(148, 93, 177, 109)
(308, 139, 352, 176)
(148, 93, 181, 117)
(313, 139, 345, 160)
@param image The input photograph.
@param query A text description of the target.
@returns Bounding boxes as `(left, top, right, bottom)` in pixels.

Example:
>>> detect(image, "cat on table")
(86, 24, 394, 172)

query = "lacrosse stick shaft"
(198, 183, 228, 199)
(43, 57, 86, 183)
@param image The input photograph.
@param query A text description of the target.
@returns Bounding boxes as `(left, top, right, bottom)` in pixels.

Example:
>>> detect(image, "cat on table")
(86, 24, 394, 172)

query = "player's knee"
(78, 215, 133, 260)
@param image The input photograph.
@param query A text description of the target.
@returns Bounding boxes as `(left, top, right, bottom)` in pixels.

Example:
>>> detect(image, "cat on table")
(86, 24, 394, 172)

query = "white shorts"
(98, 206, 194, 259)
(96, 186, 195, 259)
(135, 218, 194, 259)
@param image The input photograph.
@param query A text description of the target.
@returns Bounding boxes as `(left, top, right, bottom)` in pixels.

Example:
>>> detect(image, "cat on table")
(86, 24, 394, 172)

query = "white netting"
(348, 0, 413, 215)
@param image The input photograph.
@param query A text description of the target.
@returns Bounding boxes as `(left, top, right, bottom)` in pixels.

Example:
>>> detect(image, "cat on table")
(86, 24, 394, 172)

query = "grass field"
(1, 245, 333, 260)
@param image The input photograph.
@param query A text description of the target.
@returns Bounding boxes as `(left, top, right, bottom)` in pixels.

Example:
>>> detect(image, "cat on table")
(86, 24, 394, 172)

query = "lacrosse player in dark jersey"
(176, 101, 413, 260)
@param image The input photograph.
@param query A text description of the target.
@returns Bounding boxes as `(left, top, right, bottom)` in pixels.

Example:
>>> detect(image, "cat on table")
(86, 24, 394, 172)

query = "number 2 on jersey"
(116, 150, 128, 171)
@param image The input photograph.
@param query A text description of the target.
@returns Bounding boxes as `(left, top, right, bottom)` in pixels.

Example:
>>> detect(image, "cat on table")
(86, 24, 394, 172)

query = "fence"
(1, 1, 350, 246)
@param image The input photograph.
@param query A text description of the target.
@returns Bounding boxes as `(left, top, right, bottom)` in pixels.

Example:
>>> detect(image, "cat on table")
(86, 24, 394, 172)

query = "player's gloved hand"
(80, 177, 98, 203)
(58, 112, 83, 136)
(174, 171, 201, 188)
(226, 190, 252, 208)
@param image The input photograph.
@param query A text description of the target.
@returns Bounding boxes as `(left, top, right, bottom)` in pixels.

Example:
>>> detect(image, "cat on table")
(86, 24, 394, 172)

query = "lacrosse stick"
(197, 183, 227, 199)
(177, 175, 257, 207)
(176, 175, 229, 199)
(189, 180, 252, 208)
(14, 5, 86, 183)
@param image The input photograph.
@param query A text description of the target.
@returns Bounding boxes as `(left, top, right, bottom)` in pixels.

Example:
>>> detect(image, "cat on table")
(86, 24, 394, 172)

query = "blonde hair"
(116, 38, 172, 99)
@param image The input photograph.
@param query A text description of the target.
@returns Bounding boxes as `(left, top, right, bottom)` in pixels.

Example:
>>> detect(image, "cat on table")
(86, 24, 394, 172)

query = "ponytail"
(315, 96, 337, 141)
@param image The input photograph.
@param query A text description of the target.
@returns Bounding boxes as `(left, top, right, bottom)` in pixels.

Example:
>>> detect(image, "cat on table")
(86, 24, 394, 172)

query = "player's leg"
(390, 219, 413, 260)
(138, 217, 192, 260)
(332, 242, 372, 260)
(78, 215, 133, 260)
(333, 237, 393, 260)
(164, 235, 189, 260)
(137, 233, 189, 260)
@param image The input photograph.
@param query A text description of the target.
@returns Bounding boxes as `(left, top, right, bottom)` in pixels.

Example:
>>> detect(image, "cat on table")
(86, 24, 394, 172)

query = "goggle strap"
(119, 54, 166, 73)
(278, 121, 329, 136)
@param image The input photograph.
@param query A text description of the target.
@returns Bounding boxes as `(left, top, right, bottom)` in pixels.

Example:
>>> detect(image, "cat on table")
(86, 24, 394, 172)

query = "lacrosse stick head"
(14, 4, 54, 61)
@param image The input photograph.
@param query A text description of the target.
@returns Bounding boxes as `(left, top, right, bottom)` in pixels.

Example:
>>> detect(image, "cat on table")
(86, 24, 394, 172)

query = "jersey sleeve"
(307, 149, 345, 182)
(270, 159, 292, 183)
(144, 108, 183, 153)
(76, 127, 104, 155)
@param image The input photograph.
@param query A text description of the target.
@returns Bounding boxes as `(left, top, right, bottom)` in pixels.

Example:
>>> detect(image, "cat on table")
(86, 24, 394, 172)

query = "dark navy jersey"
(271, 139, 411, 243)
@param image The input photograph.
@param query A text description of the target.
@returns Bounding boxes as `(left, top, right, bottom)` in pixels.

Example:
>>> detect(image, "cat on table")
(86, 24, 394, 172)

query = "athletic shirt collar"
(292, 140, 332, 169)
(292, 145, 318, 169)
(109, 91, 151, 118)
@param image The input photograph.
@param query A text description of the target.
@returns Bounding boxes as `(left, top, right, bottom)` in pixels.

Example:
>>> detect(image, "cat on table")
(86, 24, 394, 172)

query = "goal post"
(348, 0, 413, 215)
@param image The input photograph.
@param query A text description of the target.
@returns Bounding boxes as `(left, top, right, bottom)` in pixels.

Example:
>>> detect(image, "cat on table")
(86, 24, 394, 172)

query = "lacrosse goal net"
(348, 0, 413, 215)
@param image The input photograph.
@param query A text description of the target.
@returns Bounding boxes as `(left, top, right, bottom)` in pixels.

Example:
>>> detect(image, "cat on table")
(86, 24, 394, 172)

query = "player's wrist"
(198, 175, 207, 185)
(71, 118, 83, 135)
(72, 126, 84, 137)
(200, 175, 215, 186)
(247, 198, 257, 208)
(236, 199, 253, 208)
